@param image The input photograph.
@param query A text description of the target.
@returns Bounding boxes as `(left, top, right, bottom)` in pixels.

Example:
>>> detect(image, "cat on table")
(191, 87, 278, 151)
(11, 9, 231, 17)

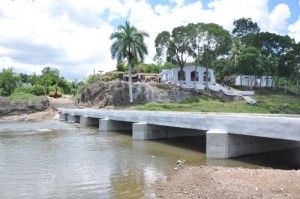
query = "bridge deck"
(58, 108, 300, 141)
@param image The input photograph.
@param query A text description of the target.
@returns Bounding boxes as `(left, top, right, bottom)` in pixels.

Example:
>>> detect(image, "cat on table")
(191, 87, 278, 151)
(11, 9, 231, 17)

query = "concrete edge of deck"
(58, 108, 300, 159)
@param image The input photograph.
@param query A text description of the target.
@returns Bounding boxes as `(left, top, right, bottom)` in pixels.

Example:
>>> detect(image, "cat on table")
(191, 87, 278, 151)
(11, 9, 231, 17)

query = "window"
(178, 71, 186, 81)
(191, 71, 199, 81)
(203, 71, 211, 82)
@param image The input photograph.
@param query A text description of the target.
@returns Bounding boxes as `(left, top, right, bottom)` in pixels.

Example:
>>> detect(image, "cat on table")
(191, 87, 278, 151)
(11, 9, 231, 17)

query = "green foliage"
(30, 84, 46, 96)
(155, 26, 192, 80)
(135, 63, 161, 73)
(14, 84, 46, 96)
(232, 17, 260, 39)
(14, 86, 32, 94)
(0, 68, 19, 96)
(136, 94, 300, 114)
(116, 61, 128, 71)
(8, 92, 38, 101)
(86, 74, 101, 84)
(162, 62, 176, 69)
(49, 85, 62, 92)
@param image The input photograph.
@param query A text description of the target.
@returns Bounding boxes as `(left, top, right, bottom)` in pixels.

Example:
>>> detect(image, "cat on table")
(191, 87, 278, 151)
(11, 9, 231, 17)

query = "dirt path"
(154, 166, 300, 199)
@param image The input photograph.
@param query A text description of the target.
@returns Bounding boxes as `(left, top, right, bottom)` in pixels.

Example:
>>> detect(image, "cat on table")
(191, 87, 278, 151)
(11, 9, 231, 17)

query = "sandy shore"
(154, 166, 300, 199)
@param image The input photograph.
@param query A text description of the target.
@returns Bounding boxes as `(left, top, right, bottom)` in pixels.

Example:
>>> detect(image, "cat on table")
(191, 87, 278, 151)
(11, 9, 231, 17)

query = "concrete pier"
(80, 116, 99, 126)
(67, 114, 80, 123)
(59, 113, 68, 121)
(206, 130, 300, 158)
(99, 119, 132, 131)
(133, 123, 204, 140)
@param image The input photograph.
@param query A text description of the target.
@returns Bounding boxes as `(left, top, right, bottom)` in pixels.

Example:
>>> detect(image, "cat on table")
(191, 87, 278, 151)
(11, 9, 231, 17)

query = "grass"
(8, 92, 39, 101)
(136, 94, 300, 114)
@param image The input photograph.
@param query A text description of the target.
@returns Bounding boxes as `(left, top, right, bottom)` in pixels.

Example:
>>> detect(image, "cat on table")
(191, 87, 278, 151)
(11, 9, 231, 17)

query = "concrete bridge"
(58, 108, 300, 159)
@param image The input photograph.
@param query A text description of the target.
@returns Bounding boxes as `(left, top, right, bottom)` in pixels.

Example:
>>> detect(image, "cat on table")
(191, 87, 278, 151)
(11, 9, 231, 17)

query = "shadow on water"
(232, 147, 300, 170)
(150, 135, 206, 153)
(82, 126, 300, 170)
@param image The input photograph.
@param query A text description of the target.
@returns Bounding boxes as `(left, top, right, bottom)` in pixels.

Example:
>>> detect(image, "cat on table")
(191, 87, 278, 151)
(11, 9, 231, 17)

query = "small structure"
(124, 73, 159, 83)
(159, 65, 217, 90)
(110, 71, 125, 81)
(235, 75, 274, 87)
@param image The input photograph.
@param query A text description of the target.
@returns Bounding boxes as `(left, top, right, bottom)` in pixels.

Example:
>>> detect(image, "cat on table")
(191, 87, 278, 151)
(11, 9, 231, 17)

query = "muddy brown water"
(0, 121, 299, 198)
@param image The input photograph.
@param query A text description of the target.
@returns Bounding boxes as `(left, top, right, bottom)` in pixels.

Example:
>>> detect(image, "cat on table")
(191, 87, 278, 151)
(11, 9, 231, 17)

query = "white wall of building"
(235, 75, 274, 87)
(160, 65, 216, 85)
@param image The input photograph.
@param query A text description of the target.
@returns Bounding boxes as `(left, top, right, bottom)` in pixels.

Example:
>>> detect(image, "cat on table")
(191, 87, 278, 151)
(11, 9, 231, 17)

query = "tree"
(40, 67, 60, 93)
(195, 23, 231, 89)
(232, 17, 260, 40)
(244, 32, 295, 91)
(155, 25, 194, 86)
(0, 68, 20, 96)
(110, 21, 149, 103)
(235, 47, 263, 90)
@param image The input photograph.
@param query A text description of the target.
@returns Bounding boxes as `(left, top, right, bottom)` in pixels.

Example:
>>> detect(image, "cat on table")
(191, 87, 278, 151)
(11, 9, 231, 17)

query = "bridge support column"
(67, 114, 80, 123)
(80, 116, 99, 126)
(99, 119, 132, 131)
(132, 123, 204, 140)
(206, 130, 300, 159)
(59, 113, 68, 121)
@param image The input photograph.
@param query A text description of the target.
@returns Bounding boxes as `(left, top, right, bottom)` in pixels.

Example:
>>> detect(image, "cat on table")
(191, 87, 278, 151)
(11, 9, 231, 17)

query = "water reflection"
(0, 121, 299, 198)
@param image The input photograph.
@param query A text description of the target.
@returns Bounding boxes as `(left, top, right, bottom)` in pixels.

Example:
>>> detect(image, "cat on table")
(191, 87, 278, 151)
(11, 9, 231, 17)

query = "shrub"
(14, 86, 32, 94)
(31, 84, 46, 96)
(8, 92, 38, 101)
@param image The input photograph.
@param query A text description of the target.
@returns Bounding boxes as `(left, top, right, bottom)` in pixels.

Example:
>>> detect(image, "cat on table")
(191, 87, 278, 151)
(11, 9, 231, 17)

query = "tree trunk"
(249, 76, 253, 91)
(272, 76, 275, 91)
(240, 75, 242, 87)
(284, 78, 287, 95)
(194, 64, 198, 90)
(179, 66, 184, 88)
(128, 63, 133, 103)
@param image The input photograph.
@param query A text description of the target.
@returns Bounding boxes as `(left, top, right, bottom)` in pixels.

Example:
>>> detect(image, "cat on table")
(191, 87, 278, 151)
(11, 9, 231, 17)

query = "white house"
(159, 65, 217, 90)
(235, 75, 274, 87)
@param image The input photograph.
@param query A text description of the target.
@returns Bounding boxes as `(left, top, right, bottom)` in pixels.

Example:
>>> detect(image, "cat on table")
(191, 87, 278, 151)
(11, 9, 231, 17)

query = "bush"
(31, 84, 46, 96)
(49, 86, 62, 92)
(14, 86, 32, 94)
(8, 92, 38, 101)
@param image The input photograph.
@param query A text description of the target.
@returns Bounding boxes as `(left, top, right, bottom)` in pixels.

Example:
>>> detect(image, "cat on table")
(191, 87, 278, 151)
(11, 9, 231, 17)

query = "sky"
(0, 0, 299, 81)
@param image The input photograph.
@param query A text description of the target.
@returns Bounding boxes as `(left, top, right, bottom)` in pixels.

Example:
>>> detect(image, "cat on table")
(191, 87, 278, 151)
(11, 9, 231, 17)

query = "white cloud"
(169, 0, 185, 7)
(288, 16, 300, 42)
(268, 3, 291, 33)
(0, 0, 297, 80)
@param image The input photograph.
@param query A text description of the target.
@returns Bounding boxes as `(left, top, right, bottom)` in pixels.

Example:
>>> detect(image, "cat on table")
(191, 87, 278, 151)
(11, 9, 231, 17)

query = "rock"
(80, 82, 241, 107)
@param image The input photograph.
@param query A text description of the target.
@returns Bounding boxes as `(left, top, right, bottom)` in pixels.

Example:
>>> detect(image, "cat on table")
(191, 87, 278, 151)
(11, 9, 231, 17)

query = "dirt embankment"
(155, 166, 300, 199)
(80, 82, 243, 108)
(0, 97, 77, 123)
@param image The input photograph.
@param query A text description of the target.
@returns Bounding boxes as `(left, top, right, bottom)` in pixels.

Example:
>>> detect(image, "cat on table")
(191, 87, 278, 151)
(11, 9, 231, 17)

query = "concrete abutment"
(80, 116, 100, 127)
(206, 130, 300, 158)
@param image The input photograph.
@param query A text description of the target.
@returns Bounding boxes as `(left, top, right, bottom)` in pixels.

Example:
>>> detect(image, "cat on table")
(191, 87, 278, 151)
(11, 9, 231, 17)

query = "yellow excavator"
(49, 87, 63, 98)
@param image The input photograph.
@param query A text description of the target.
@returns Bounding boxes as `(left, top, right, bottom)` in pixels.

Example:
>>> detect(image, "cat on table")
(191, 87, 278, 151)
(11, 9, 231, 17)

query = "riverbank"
(0, 97, 77, 123)
(154, 166, 300, 199)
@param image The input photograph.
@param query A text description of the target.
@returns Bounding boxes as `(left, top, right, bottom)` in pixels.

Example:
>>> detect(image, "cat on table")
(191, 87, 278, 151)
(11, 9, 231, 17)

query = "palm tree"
(110, 21, 149, 103)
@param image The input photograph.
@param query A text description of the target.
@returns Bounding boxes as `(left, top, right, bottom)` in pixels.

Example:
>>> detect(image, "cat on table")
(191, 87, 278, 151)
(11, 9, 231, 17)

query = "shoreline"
(154, 165, 300, 199)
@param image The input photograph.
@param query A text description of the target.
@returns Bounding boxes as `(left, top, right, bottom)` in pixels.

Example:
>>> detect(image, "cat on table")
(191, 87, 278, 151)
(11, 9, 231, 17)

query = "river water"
(0, 121, 299, 198)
